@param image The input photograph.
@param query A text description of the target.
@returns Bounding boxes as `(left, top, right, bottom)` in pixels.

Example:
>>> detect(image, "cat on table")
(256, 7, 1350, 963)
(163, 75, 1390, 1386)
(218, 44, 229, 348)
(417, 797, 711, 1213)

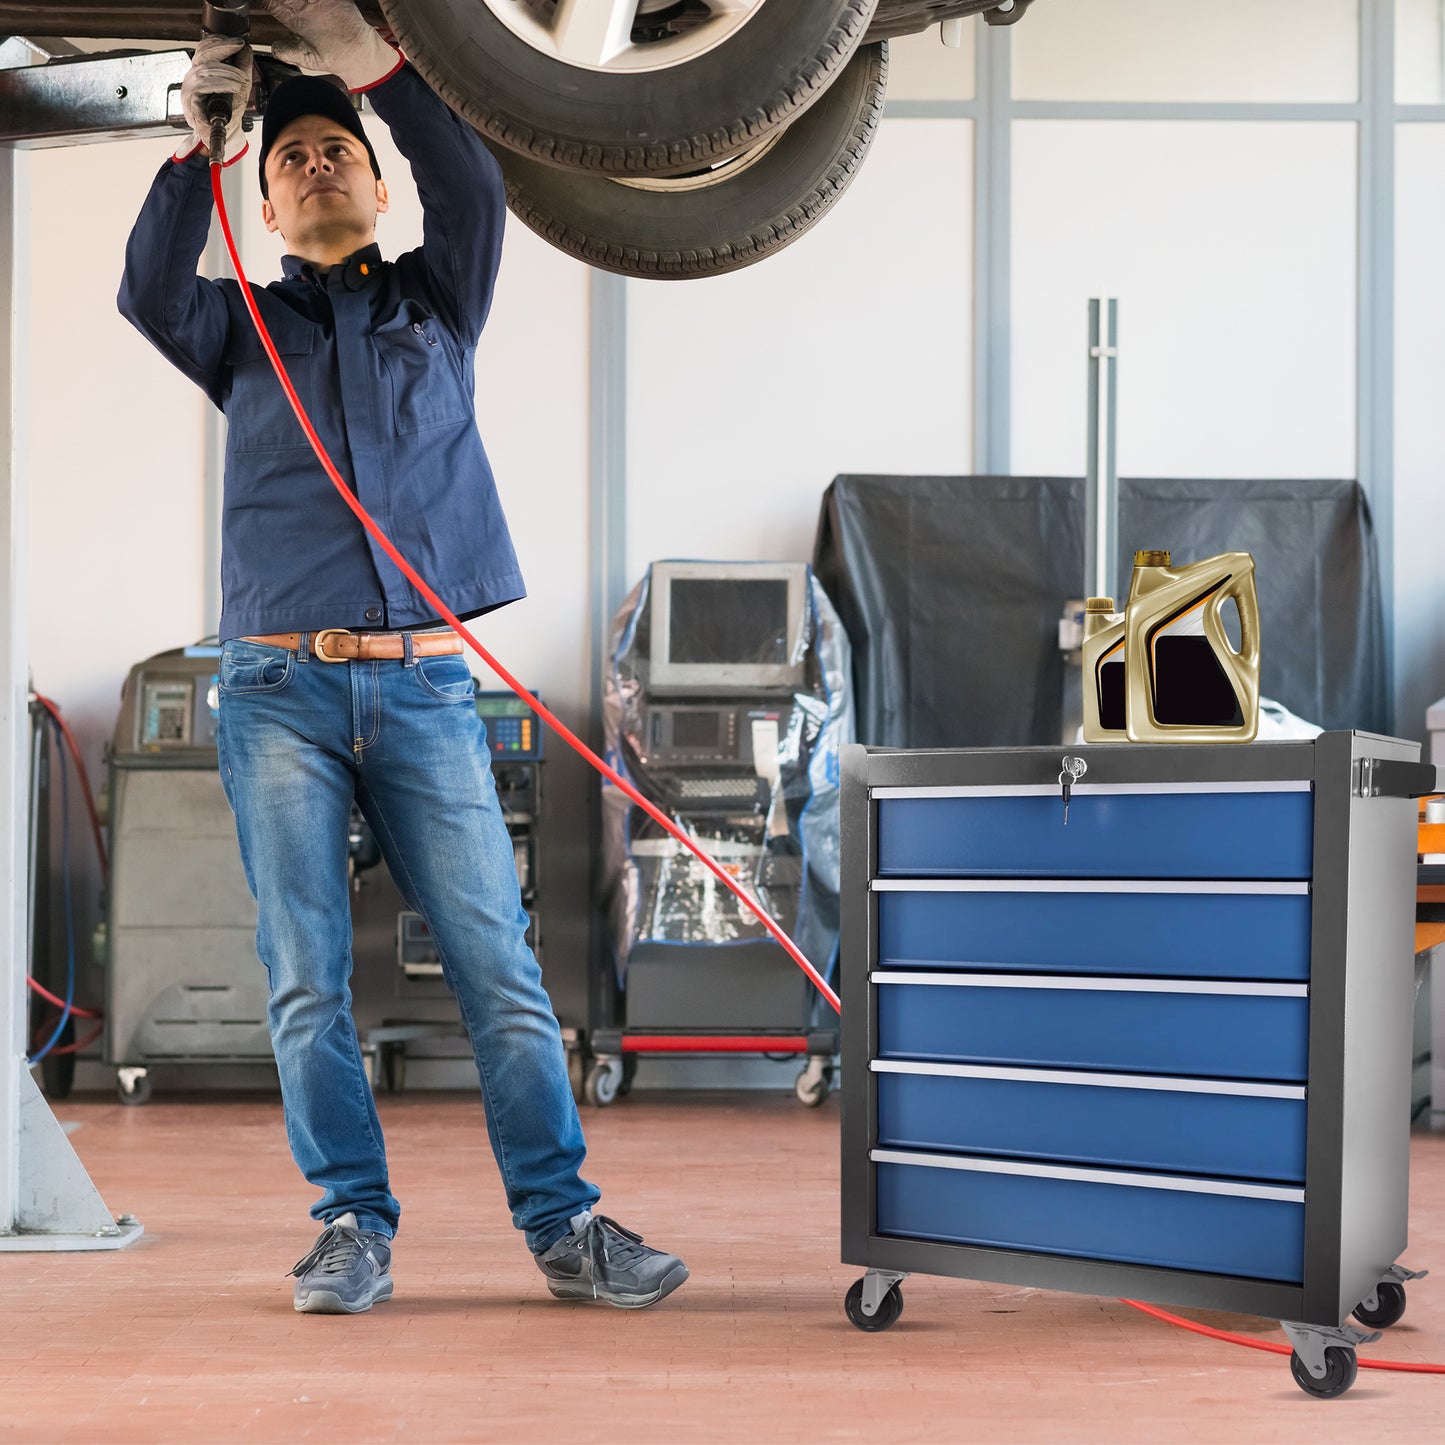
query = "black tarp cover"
(813, 475, 1385, 747)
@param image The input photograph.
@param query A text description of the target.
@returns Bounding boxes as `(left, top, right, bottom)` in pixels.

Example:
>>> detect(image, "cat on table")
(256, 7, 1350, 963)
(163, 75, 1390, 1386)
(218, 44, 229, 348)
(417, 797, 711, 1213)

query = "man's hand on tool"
(176, 33, 254, 161)
(262, 0, 402, 91)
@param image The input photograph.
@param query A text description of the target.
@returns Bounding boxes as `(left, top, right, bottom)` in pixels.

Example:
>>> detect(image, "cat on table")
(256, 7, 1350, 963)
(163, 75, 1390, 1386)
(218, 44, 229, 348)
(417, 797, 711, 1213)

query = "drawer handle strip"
(869, 1058, 1306, 1099)
(871, 970, 1308, 998)
(872, 781, 1312, 799)
(870, 1148, 1306, 1203)
(871, 878, 1310, 896)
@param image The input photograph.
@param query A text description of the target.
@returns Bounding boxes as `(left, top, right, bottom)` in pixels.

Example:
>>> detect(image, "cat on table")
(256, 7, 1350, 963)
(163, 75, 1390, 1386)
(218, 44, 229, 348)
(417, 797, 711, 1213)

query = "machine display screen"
(475, 689, 542, 759)
(669, 579, 789, 665)
(670, 710, 724, 749)
(141, 680, 193, 747)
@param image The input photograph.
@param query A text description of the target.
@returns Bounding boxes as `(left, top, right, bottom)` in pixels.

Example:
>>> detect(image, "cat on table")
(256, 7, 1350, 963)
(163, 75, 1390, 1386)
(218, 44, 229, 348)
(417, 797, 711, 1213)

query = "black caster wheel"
(618, 1055, 638, 1097)
(381, 1046, 407, 1095)
(117, 1072, 152, 1107)
(1354, 1281, 1406, 1330)
(844, 1277, 904, 1332)
(584, 1060, 622, 1107)
(1290, 1346, 1358, 1399)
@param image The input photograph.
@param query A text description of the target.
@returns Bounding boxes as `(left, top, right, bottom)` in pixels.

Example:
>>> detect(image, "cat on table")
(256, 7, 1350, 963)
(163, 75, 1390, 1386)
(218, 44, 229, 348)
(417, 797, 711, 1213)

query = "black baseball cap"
(258, 74, 382, 196)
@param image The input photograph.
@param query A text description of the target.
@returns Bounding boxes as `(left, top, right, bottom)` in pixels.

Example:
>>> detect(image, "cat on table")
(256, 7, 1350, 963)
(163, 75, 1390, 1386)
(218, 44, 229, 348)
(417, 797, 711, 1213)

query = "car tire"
(497, 40, 887, 278)
(378, 0, 881, 175)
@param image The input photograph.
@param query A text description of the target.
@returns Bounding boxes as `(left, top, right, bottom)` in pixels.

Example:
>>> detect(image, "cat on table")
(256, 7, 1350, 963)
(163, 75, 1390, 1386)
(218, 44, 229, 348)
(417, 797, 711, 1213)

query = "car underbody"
(0, 1, 1027, 46)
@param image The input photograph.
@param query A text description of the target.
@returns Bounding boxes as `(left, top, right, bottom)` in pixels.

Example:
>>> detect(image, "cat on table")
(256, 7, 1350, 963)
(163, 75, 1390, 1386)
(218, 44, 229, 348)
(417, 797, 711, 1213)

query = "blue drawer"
(876, 786, 1313, 879)
(874, 1154, 1304, 1283)
(875, 975, 1309, 1081)
(874, 1066, 1306, 1183)
(876, 883, 1311, 981)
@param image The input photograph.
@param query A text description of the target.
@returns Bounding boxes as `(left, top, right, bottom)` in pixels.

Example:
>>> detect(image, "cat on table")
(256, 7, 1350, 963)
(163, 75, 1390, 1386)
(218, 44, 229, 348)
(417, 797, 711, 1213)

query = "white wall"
(625, 116, 974, 579)
(1013, 0, 1360, 102)
(1398, 0, 1445, 103)
(1011, 119, 1358, 481)
(885, 24, 974, 101)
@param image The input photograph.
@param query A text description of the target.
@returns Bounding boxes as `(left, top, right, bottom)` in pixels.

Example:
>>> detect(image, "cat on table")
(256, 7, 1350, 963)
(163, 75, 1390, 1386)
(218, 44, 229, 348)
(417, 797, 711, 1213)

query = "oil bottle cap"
(1133, 549, 1171, 567)
(1085, 597, 1115, 613)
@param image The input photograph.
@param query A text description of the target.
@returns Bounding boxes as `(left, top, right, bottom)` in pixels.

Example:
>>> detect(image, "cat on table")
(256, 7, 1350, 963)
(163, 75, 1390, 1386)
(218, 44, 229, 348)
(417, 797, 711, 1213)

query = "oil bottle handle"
(1221, 568, 1261, 670)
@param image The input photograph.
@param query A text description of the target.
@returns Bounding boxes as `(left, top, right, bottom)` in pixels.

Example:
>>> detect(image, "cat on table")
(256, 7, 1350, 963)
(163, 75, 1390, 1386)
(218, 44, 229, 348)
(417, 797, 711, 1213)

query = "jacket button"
(365, 607, 382, 622)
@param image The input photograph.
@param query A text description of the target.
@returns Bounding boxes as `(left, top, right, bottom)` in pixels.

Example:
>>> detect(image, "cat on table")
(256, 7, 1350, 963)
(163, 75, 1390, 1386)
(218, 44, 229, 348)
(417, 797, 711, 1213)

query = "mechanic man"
(117, 0, 687, 1315)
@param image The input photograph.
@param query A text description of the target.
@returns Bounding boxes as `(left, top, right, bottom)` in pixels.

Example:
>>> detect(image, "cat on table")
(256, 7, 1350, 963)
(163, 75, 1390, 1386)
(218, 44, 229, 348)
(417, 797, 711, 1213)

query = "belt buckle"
(313, 628, 353, 664)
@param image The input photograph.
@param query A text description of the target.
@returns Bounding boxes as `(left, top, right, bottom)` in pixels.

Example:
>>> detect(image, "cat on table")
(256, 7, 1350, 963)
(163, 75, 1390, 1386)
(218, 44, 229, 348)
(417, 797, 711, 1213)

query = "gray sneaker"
(536, 1211, 688, 1309)
(289, 1213, 394, 1314)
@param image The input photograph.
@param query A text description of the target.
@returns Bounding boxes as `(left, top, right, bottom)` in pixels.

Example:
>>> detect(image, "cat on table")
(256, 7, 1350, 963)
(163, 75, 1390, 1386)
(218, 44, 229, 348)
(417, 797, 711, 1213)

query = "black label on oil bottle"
(1097, 656, 1127, 732)
(1146, 585, 1244, 727)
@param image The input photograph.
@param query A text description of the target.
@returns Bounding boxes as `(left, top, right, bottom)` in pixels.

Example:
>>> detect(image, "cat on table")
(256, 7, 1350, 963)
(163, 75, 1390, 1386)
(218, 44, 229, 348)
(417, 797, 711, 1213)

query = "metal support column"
(1360, 0, 1396, 732)
(586, 269, 628, 1036)
(973, 20, 1012, 475)
(1085, 297, 1119, 600)
(0, 142, 139, 1252)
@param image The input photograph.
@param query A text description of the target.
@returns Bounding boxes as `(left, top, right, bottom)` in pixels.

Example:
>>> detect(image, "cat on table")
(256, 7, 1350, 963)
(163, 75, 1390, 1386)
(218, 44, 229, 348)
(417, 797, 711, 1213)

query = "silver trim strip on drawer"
(872, 781, 1312, 799)
(871, 971, 1309, 998)
(870, 1148, 1306, 1202)
(869, 1058, 1307, 1099)
(872, 878, 1310, 895)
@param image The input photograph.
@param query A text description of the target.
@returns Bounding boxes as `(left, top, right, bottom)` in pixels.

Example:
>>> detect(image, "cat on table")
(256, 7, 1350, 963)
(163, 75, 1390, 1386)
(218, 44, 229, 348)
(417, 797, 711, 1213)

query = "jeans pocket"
(414, 654, 476, 701)
(218, 643, 296, 695)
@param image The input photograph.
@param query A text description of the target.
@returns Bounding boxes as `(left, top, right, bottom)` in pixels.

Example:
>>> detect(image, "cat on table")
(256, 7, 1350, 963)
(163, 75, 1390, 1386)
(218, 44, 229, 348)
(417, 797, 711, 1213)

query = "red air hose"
(1122, 1300, 1445, 1376)
(32, 692, 108, 881)
(206, 165, 840, 1016)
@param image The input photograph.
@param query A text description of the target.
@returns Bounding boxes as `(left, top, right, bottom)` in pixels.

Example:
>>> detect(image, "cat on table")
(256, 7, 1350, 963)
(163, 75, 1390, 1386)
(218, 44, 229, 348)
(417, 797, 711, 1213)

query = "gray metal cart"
(840, 733, 1434, 1398)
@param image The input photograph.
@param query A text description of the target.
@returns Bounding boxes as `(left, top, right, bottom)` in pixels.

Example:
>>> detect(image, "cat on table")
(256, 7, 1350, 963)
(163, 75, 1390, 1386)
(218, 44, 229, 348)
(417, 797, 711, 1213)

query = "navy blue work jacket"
(117, 64, 524, 642)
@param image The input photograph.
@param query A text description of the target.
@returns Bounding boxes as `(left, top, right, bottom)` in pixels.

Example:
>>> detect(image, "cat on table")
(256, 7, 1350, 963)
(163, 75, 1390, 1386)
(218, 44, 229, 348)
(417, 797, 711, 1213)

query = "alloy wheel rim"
(480, 0, 766, 74)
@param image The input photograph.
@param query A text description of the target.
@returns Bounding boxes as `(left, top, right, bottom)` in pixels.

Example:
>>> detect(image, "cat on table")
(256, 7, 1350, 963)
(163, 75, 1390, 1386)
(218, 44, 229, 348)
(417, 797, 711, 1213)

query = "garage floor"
(4, 1092, 1444, 1443)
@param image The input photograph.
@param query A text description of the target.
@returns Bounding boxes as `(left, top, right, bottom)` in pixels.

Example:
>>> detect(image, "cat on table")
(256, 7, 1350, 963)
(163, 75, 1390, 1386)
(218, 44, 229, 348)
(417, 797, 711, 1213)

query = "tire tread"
(501, 44, 887, 278)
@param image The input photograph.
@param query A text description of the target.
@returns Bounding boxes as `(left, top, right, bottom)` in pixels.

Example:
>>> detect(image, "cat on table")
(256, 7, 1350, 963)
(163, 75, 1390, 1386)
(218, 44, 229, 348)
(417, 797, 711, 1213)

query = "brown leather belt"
(241, 629, 465, 664)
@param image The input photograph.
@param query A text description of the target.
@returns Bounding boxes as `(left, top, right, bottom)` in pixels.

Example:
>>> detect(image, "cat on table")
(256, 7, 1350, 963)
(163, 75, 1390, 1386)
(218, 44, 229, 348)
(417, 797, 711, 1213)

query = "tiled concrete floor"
(3, 1091, 1443, 1444)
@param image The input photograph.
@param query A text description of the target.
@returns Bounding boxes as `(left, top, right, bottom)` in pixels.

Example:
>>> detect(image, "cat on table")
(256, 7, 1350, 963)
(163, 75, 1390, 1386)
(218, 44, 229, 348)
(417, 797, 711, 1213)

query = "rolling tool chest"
(839, 733, 1434, 1397)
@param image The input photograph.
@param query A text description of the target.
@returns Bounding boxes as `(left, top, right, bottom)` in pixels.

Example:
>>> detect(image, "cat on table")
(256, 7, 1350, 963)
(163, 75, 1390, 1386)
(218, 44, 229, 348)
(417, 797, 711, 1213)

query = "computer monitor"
(648, 561, 808, 694)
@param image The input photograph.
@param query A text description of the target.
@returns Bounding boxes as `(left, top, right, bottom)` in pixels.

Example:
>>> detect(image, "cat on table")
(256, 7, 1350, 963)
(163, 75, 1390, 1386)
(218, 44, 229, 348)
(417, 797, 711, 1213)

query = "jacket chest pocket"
(226, 323, 318, 453)
(372, 308, 472, 435)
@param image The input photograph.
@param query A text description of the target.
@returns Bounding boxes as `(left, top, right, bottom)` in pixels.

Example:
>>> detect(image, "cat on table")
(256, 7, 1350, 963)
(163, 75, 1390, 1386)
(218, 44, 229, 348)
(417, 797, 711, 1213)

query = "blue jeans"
(216, 635, 599, 1251)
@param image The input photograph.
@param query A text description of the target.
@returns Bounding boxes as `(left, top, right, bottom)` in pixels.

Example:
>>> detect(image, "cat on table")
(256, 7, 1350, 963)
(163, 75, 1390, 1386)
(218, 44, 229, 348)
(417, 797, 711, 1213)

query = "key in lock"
(1059, 755, 1088, 825)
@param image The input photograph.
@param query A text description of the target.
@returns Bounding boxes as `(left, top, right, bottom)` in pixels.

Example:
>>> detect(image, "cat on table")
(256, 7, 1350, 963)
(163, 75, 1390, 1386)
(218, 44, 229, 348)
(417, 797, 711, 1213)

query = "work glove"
(175, 33, 254, 162)
(262, 0, 403, 91)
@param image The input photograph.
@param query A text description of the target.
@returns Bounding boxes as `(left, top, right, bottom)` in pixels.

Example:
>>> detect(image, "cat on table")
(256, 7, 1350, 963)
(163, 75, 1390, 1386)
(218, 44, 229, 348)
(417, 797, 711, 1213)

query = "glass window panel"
(1011, 120, 1356, 480)
(1013, 0, 1359, 103)
(1398, 0, 1445, 103)
(1393, 125, 1445, 741)
(885, 23, 975, 102)
(625, 120, 973, 578)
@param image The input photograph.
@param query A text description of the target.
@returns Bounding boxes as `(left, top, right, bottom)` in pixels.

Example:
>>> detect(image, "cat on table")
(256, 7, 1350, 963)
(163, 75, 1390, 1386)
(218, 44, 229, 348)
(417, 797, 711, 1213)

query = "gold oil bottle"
(1123, 549, 1261, 743)
(1081, 597, 1128, 742)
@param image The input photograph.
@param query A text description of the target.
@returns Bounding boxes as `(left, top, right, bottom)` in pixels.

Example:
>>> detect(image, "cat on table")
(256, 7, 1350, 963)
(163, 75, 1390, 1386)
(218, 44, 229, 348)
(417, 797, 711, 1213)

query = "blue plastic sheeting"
(875, 981, 1309, 1081)
(877, 888, 1312, 980)
(876, 789, 1314, 879)
(875, 1071, 1306, 1183)
(875, 1159, 1305, 1283)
